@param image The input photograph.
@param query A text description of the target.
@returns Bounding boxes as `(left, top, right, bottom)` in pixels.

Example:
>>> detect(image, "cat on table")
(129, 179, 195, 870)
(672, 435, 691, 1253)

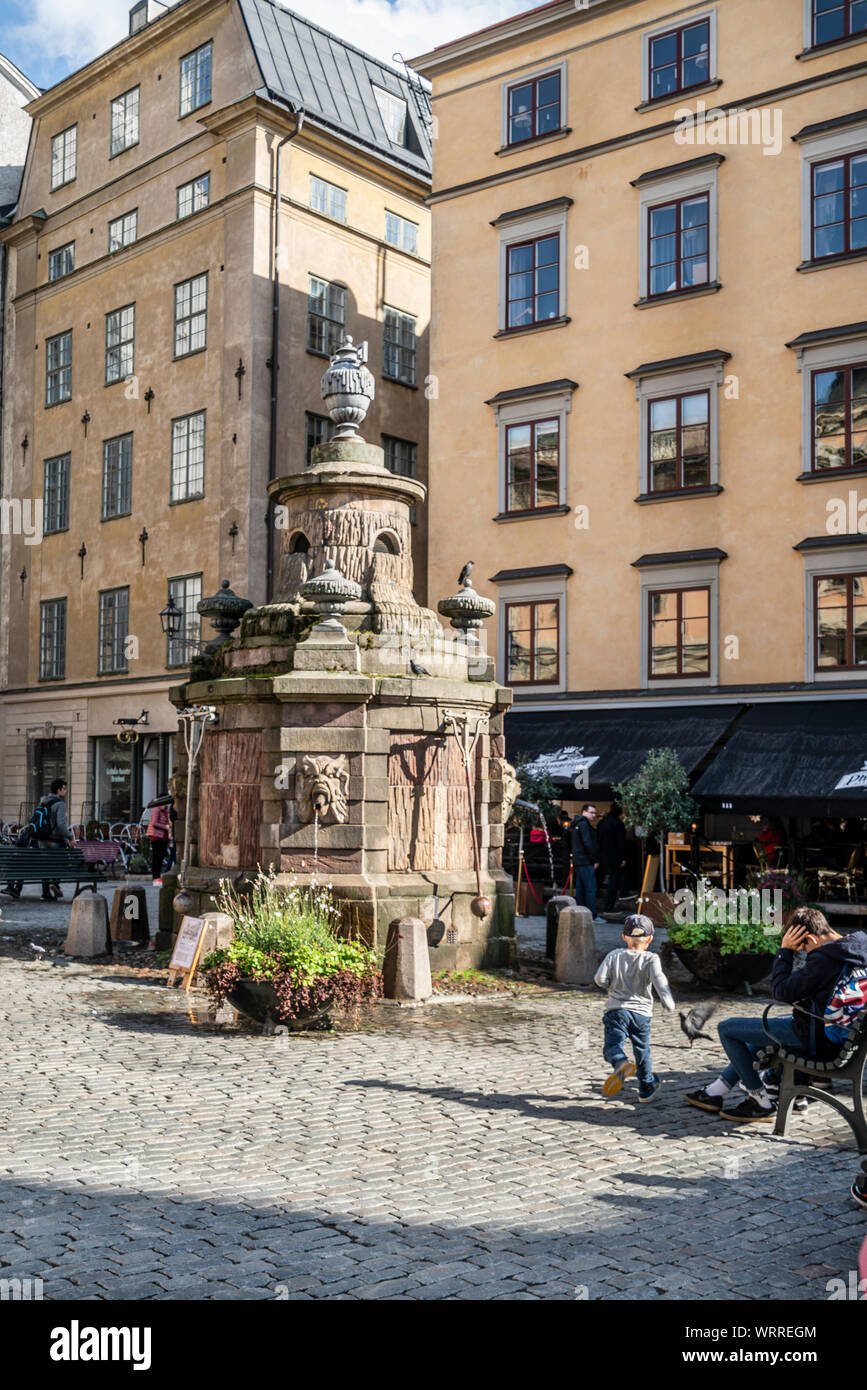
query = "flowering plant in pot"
(202, 871, 382, 1028)
(661, 876, 778, 988)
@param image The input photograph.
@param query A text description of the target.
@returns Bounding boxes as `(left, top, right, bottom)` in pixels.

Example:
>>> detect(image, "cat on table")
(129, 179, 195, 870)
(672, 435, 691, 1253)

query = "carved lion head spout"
(296, 754, 350, 826)
(497, 760, 521, 824)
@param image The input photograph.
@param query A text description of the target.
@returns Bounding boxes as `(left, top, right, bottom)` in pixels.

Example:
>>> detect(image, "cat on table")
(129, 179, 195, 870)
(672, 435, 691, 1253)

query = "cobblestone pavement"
(0, 939, 864, 1301)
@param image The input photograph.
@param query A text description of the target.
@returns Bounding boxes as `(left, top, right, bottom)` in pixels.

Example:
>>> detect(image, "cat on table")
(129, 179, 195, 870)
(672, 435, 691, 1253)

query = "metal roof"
(238, 0, 432, 180)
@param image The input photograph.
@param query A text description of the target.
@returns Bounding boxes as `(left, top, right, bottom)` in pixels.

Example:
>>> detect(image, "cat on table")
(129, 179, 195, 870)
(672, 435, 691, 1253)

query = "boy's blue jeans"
(603, 1008, 653, 1084)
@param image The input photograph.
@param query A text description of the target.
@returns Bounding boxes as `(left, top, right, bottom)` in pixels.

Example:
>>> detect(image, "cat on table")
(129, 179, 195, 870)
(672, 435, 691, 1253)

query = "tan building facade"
(414, 0, 867, 828)
(0, 0, 431, 826)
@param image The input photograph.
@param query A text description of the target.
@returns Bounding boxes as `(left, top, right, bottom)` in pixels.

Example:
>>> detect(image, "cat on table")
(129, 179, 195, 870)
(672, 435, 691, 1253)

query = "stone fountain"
(167, 337, 518, 969)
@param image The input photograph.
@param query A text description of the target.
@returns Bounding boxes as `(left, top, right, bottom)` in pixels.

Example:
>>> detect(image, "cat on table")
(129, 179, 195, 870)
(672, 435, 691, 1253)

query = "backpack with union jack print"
(824, 966, 867, 1045)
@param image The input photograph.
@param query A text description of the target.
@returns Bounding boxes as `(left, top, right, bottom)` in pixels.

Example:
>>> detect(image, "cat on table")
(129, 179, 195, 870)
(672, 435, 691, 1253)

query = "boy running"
(595, 914, 675, 1102)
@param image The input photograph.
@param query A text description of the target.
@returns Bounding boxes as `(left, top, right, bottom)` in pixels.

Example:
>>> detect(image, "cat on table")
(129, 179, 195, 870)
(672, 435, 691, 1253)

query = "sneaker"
(759, 1068, 780, 1096)
(602, 1060, 637, 1097)
(850, 1180, 867, 1211)
(152, 879, 163, 887)
(685, 1087, 724, 1114)
(793, 1096, 809, 1113)
(638, 1075, 661, 1103)
(720, 1096, 776, 1122)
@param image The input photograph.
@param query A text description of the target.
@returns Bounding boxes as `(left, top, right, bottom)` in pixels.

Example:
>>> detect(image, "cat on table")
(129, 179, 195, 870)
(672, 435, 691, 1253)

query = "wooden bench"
(0, 847, 106, 899)
(759, 1002, 867, 1153)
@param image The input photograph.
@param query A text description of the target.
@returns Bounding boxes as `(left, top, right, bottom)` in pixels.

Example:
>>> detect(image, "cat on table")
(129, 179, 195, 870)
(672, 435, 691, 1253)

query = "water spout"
(313, 808, 319, 874)
(516, 797, 556, 884)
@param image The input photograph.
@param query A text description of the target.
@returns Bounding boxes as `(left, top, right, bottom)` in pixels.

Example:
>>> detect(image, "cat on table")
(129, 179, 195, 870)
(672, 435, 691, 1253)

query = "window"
(48, 243, 74, 281)
(305, 412, 331, 464)
(110, 87, 140, 156)
(98, 588, 129, 674)
(506, 235, 560, 328)
(174, 272, 208, 357)
(812, 363, 867, 471)
(382, 435, 417, 478)
(811, 149, 867, 260)
(310, 175, 346, 223)
(105, 304, 135, 384)
(177, 172, 210, 220)
(506, 70, 561, 145)
(180, 41, 212, 116)
(50, 125, 77, 190)
(647, 194, 709, 297)
(307, 277, 346, 356)
(811, 0, 867, 48)
(108, 210, 137, 252)
(166, 574, 202, 668)
(45, 330, 72, 405)
(39, 599, 66, 681)
(815, 573, 867, 668)
(505, 420, 559, 511)
(648, 587, 710, 678)
(383, 307, 417, 386)
(102, 434, 133, 519)
(648, 392, 710, 492)
(43, 454, 70, 534)
(385, 210, 418, 253)
(505, 600, 560, 685)
(171, 411, 205, 501)
(373, 87, 407, 145)
(648, 20, 711, 100)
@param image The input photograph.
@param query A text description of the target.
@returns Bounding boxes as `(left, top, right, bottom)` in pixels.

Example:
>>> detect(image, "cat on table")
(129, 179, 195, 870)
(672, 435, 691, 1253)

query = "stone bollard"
(383, 917, 432, 1002)
(109, 886, 149, 943)
(546, 894, 576, 960)
(555, 905, 597, 986)
(64, 894, 111, 958)
(199, 912, 234, 959)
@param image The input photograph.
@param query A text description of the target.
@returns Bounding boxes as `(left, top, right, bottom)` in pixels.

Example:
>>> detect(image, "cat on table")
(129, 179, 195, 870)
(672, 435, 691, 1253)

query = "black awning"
(506, 703, 743, 789)
(691, 699, 867, 816)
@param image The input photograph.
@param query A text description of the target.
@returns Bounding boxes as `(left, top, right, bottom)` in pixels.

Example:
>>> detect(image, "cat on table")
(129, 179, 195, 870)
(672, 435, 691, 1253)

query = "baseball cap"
(623, 914, 654, 938)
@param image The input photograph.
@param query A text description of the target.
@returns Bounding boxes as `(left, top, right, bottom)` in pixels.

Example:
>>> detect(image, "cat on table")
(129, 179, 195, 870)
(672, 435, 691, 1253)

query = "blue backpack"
(824, 966, 867, 1044)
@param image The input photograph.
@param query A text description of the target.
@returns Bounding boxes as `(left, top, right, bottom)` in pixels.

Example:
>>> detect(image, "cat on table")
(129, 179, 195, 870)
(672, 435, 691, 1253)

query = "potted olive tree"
(613, 746, 697, 897)
(202, 871, 382, 1029)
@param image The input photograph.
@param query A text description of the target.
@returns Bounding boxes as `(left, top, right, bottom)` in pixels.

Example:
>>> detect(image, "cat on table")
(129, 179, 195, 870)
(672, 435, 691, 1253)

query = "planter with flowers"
(662, 875, 781, 989)
(202, 871, 382, 1029)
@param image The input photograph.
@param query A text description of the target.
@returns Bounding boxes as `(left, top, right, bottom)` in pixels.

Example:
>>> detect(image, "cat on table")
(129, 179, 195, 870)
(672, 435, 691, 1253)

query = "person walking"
(35, 779, 75, 901)
(145, 796, 172, 886)
(597, 803, 627, 912)
(595, 914, 676, 1103)
(571, 803, 602, 920)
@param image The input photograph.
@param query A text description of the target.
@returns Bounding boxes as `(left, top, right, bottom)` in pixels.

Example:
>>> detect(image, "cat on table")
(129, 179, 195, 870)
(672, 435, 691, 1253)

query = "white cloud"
(7, 0, 529, 86)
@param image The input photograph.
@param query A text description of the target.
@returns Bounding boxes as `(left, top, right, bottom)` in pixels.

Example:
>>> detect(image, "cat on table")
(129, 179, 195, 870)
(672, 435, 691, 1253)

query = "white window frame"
(39, 597, 66, 681)
(638, 558, 721, 688)
(641, 8, 718, 104)
(50, 125, 77, 191)
(110, 86, 140, 157)
(177, 172, 210, 220)
(105, 304, 135, 385)
(798, 117, 867, 265)
(495, 574, 568, 694)
(373, 86, 408, 145)
(98, 587, 130, 675)
(791, 327, 867, 476)
(385, 210, 418, 253)
(179, 41, 213, 117)
(45, 330, 72, 405)
(48, 242, 74, 282)
(500, 59, 567, 149)
(166, 573, 202, 668)
(102, 434, 133, 519)
(803, 542, 867, 682)
(489, 384, 573, 514)
(382, 434, 418, 479)
(108, 209, 138, 253)
(309, 175, 347, 223)
(637, 162, 719, 301)
(171, 411, 206, 502)
(307, 277, 347, 356)
(497, 203, 569, 333)
(383, 306, 417, 386)
(174, 272, 208, 358)
(631, 359, 726, 496)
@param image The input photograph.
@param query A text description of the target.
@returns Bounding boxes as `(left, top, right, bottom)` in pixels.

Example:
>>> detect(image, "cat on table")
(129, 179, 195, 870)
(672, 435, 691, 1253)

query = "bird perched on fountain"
(458, 560, 474, 587)
(410, 655, 431, 677)
(679, 1001, 719, 1045)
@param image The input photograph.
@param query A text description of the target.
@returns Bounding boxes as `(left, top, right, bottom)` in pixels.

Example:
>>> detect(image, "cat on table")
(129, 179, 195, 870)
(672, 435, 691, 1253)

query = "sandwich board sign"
(167, 915, 207, 991)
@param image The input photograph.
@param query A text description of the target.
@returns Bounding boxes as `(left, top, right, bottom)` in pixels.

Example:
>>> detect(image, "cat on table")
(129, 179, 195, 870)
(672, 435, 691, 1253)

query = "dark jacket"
(772, 930, 867, 1058)
(37, 793, 68, 844)
(597, 813, 626, 867)
(571, 816, 598, 868)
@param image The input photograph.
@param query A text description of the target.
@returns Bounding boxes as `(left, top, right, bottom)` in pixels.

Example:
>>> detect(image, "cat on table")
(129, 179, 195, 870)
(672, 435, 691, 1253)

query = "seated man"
(686, 907, 867, 1123)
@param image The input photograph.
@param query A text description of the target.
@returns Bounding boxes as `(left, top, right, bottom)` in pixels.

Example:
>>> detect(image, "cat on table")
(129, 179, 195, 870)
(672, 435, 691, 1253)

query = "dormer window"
(374, 87, 407, 145)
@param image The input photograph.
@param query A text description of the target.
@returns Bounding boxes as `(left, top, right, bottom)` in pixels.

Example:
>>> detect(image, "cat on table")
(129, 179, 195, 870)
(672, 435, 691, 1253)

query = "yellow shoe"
(602, 1060, 637, 1096)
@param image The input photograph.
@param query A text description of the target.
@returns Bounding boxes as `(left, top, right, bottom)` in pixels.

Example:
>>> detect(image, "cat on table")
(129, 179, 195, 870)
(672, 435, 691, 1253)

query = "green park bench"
(0, 847, 106, 900)
(759, 1002, 867, 1153)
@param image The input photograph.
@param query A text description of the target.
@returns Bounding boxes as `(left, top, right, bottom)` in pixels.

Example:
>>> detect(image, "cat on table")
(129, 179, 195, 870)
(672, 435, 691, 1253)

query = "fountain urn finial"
(197, 579, 253, 648)
(300, 557, 362, 624)
(437, 576, 496, 632)
(321, 336, 375, 441)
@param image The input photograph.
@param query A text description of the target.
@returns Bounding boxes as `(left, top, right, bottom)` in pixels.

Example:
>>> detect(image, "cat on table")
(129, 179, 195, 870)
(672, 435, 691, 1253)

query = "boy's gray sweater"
(594, 948, 676, 1017)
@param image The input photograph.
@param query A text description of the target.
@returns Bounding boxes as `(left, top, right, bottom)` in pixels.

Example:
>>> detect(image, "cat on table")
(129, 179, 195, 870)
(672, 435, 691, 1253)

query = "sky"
(0, 0, 532, 91)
